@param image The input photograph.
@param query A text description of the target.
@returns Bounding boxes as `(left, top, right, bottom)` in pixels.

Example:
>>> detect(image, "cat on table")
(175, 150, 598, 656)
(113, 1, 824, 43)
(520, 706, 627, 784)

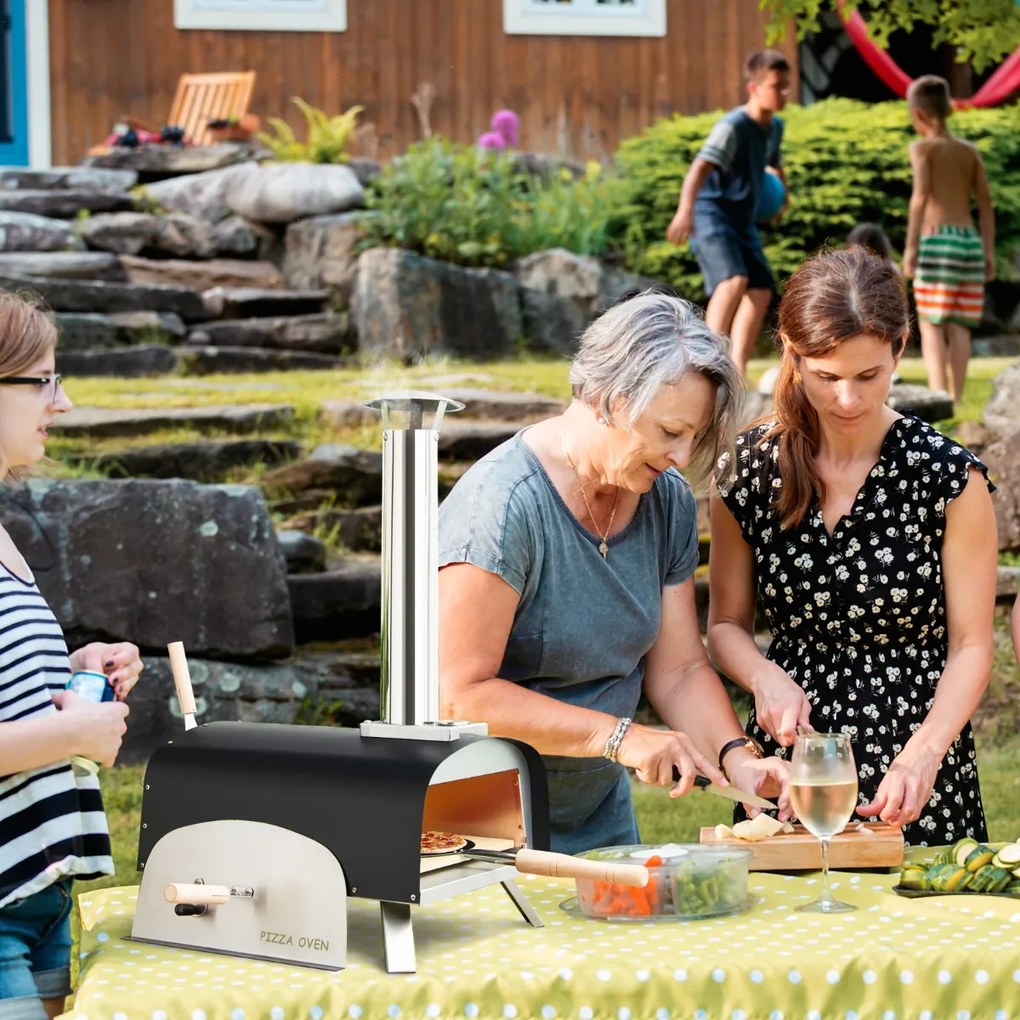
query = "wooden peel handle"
(167, 641, 197, 716)
(512, 848, 650, 887)
(164, 882, 230, 905)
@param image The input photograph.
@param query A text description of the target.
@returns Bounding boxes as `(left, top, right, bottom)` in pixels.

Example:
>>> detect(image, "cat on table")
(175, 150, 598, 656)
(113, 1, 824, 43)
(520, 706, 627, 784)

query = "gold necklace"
(562, 435, 619, 560)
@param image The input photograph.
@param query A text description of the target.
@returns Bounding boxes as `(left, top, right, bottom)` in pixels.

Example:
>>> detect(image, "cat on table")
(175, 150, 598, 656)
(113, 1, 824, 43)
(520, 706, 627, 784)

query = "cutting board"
(699, 821, 904, 871)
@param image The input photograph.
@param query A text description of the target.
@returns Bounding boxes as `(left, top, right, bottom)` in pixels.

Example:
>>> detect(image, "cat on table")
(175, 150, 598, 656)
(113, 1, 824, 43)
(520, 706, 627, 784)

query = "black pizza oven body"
(137, 721, 550, 905)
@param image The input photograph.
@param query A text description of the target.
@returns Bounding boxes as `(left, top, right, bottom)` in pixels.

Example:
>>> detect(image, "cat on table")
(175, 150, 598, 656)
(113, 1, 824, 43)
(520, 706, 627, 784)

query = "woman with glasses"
(0, 291, 144, 1020)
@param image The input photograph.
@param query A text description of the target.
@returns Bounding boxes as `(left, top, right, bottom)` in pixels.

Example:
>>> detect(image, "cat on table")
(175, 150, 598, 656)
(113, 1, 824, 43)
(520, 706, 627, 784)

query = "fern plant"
(258, 97, 364, 164)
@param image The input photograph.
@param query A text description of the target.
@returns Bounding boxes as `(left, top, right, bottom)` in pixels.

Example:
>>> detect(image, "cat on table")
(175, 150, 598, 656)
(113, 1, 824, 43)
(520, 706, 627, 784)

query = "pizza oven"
(130, 393, 553, 973)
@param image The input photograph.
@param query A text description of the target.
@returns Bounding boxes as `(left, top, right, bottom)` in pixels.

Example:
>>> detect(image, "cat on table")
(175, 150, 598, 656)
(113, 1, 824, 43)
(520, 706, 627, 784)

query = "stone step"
(0, 188, 134, 218)
(203, 286, 331, 319)
(0, 271, 210, 319)
(69, 438, 302, 482)
(0, 211, 83, 252)
(82, 143, 255, 181)
(437, 420, 522, 460)
(0, 165, 137, 192)
(119, 254, 285, 292)
(186, 312, 351, 354)
(57, 310, 187, 351)
(443, 387, 566, 422)
(178, 345, 345, 374)
(58, 344, 176, 377)
(55, 403, 294, 439)
(288, 555, 381, 644)
(0, 251, 124, 280)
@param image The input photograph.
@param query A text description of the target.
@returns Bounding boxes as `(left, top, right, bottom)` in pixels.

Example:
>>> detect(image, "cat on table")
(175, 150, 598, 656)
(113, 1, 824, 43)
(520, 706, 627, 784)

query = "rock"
(288, 557, 382, 643)
(210, 215, 264, 256)
(0, 478, 294, 660)
(0, 166, 138, 193)
(346, 158, 382, 186)
(0, 210, 84, 252)
(201, 286, 330, 319)
(79, 210, 216, 258)
(283, 505, 382, 553)
(0, 251, 124, 280)
(82, 144, 256, 180)
(983, 430, 1020, 552)
(0, 189, 134, 218)
(262, 444, 383, 506)
(972, 335, 1020, 357)
(353, 247, 522, 361)
(226, 162, 365, 224)
(56, 310, 187, 351)
(186, 313, 350, 354)
(175, 346, 344, 374)
(74, 438, 301, 482)
(144, 162, 259, 222)
(57, 344, 177, 377)
(55, 403, 294, 439)
(442, 387, 566, 422)
(436, 421, 521, 460)
(885, 383, 954, 423)
(119, 254, 284, 291)
(318, 400, 378, 429)
(277, 530, 328, 574)
(983, 361, 1020, 439)
(283, 212, 371, 300)
(0, 272, 210, 320)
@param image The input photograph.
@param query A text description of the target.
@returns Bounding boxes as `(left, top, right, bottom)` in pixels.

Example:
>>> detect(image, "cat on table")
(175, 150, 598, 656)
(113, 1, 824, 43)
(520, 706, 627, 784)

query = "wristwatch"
(718, 735, 765, 777)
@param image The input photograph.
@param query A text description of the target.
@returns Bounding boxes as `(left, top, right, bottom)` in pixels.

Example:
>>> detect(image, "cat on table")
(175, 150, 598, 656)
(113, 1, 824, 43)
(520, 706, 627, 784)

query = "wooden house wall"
(47, 0, 797, 166)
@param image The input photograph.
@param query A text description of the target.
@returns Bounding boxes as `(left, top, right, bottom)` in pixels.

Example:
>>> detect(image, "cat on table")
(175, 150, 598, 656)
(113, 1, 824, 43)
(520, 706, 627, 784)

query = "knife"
(670, 765, 778, 810)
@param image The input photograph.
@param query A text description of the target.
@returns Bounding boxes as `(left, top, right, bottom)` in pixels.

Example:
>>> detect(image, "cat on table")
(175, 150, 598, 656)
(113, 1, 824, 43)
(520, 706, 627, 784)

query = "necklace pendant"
(599, 540, 609, 559)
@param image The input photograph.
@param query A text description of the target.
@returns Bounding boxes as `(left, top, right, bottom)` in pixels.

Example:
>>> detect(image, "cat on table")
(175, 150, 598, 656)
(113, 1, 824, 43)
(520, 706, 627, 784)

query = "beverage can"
(67, 669, 114, 703)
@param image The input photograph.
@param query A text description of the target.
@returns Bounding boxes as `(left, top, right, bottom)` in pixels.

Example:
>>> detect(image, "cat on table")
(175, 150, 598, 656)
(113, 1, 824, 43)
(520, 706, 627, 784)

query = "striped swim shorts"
(913, 225, 985, 328)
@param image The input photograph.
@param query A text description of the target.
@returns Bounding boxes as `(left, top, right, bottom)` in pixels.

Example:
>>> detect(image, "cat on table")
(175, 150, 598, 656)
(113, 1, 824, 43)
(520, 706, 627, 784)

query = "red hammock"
(839, 3, 1020, 108)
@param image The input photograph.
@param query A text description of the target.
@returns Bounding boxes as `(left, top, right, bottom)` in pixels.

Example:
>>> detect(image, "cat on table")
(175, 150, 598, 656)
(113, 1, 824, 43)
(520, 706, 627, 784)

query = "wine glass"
(789, 731, 858, 914)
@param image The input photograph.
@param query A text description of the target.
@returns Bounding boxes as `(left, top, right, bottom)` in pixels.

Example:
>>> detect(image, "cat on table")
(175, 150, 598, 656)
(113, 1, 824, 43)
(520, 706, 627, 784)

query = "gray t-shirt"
(439, 431, 699, 852)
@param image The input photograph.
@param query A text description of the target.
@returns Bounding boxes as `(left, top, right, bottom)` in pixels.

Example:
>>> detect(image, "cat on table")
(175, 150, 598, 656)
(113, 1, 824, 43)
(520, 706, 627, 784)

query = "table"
(61, 862, 1020, 1020)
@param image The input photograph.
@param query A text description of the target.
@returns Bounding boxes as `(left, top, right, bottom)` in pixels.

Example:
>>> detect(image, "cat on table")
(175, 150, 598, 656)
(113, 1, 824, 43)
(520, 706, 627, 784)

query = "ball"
(756, 171, 785, 221)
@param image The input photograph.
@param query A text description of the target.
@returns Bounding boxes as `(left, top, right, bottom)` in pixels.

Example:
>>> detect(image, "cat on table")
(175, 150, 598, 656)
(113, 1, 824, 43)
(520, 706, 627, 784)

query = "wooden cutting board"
(699, 821, 904, 871)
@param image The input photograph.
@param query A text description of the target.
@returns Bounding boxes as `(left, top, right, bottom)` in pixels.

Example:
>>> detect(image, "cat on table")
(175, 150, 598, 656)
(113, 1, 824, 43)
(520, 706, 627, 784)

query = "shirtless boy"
(903, 74, 996, 403)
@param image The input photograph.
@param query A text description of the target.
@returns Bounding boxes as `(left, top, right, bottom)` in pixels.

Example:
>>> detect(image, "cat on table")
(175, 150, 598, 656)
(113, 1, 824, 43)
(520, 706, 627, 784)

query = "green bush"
(612, 98, 1020, 298)
(363, 139, 625, 267)
(258, 97, 363, 164)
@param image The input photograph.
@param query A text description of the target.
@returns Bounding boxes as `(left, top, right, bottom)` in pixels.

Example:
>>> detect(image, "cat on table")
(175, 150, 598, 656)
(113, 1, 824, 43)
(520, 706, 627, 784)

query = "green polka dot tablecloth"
(61, 866, 1020, 1020)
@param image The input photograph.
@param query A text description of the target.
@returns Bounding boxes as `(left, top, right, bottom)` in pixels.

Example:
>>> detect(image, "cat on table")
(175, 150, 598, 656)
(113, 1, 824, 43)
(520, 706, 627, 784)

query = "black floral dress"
(722, 415, 991, 846)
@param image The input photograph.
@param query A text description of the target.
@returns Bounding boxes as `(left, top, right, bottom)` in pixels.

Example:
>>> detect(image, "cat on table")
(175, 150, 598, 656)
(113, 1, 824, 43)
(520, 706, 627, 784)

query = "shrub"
(258, 97, 363, 163)
(612, 98, 1020, 298)
(362, 139, 624, 267)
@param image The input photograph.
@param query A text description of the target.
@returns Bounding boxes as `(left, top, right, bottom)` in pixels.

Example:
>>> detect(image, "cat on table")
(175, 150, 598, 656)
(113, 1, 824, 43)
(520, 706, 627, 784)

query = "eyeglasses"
(0, 374, 63, 401)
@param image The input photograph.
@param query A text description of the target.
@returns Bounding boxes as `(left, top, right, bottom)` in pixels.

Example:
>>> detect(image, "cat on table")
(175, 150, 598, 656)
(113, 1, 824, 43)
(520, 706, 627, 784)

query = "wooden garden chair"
(167, 70, 257, 146)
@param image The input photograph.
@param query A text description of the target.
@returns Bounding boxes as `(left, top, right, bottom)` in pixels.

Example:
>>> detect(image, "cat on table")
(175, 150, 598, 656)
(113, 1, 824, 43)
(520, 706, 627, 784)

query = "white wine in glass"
(789, 731, 858, 913)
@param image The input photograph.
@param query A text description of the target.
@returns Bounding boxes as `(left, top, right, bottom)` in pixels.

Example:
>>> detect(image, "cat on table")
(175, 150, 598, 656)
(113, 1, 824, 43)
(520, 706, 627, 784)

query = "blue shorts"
(0, 880, 73, 1019)
(692, 224, 776, 297)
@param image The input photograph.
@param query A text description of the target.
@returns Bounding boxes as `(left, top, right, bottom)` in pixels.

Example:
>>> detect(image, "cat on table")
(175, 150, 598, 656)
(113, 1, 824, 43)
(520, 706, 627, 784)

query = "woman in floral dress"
(708, 247, 996, 844)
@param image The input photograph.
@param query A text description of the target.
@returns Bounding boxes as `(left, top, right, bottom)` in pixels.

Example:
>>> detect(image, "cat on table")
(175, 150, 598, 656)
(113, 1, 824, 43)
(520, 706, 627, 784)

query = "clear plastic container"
(571, 843, 753, 921)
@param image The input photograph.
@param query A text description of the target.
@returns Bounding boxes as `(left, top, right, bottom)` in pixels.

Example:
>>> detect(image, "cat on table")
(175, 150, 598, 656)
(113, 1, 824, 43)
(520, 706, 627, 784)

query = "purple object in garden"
(491, 109, 520, 147)
(477, 131, 507, 150)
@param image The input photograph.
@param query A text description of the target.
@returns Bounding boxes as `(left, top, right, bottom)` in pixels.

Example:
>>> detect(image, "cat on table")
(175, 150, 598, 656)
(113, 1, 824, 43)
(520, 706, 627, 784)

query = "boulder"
(0, 210, 84, 252)
(0, 479, 294, 660)
(225, 162, 365, 223)
(353, 247, 522, 361)
(277, 530, 328, 574)
(144, 162, 259, 222)
(885, 383, 954, 423)
(283, 212, 371, 299)
(983, 361, 1020, 439)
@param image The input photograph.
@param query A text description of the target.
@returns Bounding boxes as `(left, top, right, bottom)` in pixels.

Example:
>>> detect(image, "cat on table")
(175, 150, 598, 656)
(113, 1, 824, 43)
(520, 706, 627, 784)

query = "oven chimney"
(361, 392, 485, 740)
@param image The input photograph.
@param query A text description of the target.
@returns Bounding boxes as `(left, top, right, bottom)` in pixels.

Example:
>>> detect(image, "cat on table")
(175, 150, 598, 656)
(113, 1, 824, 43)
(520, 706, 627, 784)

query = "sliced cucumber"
(953, 838, 980, 868)
(964, 845, 996, 872)
(992, 843, 1020, 868)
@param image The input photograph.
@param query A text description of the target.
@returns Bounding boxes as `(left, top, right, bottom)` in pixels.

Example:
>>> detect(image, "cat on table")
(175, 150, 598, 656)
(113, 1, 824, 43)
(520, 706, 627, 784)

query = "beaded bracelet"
(603, 716, 632, 763)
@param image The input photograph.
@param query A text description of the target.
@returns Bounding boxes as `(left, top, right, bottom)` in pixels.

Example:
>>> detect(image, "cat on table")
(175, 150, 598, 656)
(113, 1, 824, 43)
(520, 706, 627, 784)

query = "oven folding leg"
(379, 901, 416, 974)
(500, 879, 544, 928)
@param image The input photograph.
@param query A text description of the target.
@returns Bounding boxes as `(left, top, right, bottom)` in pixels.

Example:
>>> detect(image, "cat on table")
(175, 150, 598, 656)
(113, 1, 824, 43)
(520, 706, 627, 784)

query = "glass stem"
(819, 838, 835, 904)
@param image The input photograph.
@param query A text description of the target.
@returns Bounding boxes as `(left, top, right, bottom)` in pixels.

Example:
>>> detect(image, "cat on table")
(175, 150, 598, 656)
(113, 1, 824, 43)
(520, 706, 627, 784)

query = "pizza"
(420, 830, 470, 855)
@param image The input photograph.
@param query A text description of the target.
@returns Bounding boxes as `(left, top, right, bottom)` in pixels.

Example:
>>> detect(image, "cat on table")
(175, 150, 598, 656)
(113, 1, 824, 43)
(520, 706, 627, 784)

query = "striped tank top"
(0, 562, 113, 909)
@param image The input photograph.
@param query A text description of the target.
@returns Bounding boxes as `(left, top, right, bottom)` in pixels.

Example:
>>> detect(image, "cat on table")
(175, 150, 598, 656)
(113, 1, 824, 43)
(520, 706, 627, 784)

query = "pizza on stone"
(420, 830, 470, 855)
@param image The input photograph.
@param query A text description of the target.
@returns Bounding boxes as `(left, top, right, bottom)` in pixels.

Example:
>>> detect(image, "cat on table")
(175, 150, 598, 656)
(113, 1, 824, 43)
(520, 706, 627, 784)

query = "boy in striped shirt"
(903, 74, 996, 403)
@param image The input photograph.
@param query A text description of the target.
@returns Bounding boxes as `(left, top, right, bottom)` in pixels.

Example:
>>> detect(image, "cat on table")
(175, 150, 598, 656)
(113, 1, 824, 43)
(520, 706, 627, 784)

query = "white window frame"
(174, 0, 347, 33)
(503, 0, 666, 37)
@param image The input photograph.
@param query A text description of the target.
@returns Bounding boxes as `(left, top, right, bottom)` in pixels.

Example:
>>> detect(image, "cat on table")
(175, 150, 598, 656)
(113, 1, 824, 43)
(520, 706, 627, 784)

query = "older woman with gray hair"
(438, 290, 790, 853)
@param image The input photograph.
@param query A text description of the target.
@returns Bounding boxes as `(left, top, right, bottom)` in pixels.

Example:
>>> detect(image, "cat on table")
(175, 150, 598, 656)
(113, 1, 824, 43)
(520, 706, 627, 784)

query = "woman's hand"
(616, 722, 727, 794)
(750, 663, 812, 747)
(725, 751, 794, 821)
(69, 642, 144, 701)
(50, 689, 130, 767)
(856, 742, 942, 828)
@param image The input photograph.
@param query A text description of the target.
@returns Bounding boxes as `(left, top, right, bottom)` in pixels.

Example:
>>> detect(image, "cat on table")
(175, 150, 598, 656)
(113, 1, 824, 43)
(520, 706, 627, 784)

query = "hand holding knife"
(672, 765, 778, 811)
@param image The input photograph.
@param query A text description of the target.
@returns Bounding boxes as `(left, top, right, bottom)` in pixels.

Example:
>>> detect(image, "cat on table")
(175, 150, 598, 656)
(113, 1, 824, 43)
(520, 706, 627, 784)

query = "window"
(503, 0, 666, 37)
(174, 0, 346, 33)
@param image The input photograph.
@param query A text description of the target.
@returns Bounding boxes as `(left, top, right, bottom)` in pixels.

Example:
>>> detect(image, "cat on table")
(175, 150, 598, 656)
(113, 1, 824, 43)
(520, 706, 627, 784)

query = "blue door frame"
(0, 0, 28, 165)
